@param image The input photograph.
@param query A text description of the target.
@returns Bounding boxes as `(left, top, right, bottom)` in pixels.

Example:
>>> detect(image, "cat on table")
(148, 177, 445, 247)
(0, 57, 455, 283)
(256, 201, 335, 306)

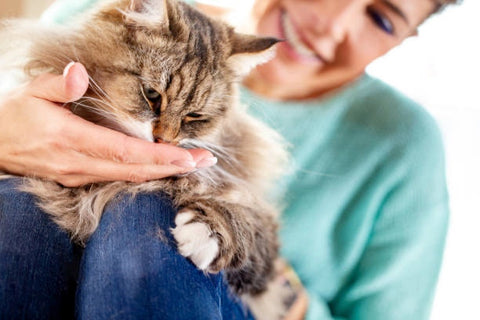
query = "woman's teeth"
(281, 12, 318, 60)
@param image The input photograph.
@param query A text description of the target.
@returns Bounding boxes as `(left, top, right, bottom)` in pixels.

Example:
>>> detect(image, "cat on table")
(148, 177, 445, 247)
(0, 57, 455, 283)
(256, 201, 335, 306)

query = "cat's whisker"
(76, 96, 115, 113)
(137, 75, 156, 83)
(85, 78, 131, 116)
(87, 76, 116, 105)
(295, 168, 340, 178)
(70, 101, 143, 139)
(70, 101, 116, 119)
(73, 99, 116, 116)
(43, 51, 76, 70)
(77, 95, 134, 126)
(71, 47, 81, 65)
(79, 96, 119, 110)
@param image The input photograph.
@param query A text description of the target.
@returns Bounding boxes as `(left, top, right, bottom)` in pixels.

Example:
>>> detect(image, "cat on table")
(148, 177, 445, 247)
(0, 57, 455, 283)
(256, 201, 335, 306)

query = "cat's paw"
(172, 209, 219, 271)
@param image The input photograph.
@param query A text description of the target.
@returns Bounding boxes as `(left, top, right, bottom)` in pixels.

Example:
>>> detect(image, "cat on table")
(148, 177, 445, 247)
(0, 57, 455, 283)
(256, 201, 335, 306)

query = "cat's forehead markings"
(102, 66, 141, 77)
(112, 67, 163, 86)
(124, 68, 142, 77)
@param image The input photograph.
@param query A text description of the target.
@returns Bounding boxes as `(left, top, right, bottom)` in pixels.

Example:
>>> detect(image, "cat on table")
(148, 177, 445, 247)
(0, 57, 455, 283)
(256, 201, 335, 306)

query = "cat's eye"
(141, 85, 162, 116)
(145, 87, 161, 100)
(183, 112, 206, 124)
(186, 112, 202, 118)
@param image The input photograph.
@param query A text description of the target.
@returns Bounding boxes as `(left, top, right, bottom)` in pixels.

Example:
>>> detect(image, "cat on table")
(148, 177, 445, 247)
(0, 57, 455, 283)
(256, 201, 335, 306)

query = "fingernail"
(171, 160, 197, 169)
(63, 61, 76, 78)
(196, 157, 218, 168)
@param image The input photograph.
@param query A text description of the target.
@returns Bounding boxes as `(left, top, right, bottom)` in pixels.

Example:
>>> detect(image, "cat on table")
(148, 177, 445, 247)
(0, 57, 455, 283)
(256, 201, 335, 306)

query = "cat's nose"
(153, 123, 180, 145)
(154, 136, 167, 143)
(154, 136, 178, 146)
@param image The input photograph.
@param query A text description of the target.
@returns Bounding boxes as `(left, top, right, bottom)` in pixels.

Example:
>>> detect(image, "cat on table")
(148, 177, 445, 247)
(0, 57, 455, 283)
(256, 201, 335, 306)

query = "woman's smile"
(278, 9, 327, 65)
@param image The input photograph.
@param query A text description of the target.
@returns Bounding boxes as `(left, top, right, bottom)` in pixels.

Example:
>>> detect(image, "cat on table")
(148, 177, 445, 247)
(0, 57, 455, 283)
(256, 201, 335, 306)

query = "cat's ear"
(228, 32, 281, 76)
(123, 0, 187, 38)
(123, 0, 169, 29)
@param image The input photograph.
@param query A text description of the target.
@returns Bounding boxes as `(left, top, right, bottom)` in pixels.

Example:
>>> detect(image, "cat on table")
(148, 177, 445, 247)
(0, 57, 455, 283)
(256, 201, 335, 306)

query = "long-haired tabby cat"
(0, 0, 290, 317)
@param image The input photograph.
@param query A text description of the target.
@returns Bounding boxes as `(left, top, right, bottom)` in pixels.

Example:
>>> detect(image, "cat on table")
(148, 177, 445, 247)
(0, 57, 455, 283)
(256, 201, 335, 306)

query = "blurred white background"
(1, 0, 479, 318)
(368, 1, 480, 319)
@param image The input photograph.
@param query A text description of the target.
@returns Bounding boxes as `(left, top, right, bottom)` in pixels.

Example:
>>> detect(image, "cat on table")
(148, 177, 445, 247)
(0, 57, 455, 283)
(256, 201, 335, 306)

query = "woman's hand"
(284, 290, 308, 320)
(0, 62, 215, 187)
(274, 259, 309, 320)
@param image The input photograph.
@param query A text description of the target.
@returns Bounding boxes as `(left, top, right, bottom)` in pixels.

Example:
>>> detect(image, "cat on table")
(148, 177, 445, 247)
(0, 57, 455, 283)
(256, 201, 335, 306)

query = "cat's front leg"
(171, 197, 279, 293)
(171, 207, 221, 271)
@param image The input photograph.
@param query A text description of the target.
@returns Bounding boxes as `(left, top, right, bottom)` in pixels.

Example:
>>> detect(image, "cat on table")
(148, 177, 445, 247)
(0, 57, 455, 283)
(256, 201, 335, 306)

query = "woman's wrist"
(275, 259, 309, 320)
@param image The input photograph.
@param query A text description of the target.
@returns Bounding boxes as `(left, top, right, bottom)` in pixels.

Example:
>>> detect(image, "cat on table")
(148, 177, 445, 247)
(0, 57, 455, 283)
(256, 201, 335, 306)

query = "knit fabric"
(242, 75, 448, 319)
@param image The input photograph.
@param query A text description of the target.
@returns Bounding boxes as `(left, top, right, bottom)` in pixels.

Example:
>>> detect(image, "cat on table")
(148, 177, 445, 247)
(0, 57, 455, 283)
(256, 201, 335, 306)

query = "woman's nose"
(300, 0, 359, 62)
(309, 0, 357, 44)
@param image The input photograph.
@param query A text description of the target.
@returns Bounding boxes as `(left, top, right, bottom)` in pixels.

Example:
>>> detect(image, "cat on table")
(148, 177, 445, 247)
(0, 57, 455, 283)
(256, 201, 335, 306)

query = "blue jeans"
(0, 178, 253, 320)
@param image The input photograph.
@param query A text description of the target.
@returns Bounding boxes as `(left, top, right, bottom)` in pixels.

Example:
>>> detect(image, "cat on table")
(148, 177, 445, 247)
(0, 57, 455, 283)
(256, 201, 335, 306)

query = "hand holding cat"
(0, 62, 215, 187)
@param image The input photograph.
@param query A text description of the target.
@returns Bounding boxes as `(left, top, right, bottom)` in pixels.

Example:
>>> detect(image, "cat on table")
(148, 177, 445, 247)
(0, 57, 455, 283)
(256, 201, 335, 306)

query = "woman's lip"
(278, 9, 327, 64)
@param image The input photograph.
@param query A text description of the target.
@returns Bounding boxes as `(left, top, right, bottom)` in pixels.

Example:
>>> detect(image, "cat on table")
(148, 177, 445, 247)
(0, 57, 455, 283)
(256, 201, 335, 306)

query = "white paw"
(172, 209, 219, 271)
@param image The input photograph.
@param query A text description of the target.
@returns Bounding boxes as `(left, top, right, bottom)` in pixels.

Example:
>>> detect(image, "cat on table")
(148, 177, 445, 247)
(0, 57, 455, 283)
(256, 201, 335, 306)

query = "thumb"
(28, 62, 89, 103)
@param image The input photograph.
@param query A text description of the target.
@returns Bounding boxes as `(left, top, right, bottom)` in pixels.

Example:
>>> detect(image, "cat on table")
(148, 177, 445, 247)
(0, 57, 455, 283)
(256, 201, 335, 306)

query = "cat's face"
(73, 0, 278, 145)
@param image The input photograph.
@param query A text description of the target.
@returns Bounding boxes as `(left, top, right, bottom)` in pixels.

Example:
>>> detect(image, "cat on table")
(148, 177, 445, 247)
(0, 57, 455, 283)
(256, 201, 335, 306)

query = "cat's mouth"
(155, 138, 179, 146)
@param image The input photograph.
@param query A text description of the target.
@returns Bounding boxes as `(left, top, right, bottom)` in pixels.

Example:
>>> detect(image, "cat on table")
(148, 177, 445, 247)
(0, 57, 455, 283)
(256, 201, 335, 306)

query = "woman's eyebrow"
(381, 0, 410, 25)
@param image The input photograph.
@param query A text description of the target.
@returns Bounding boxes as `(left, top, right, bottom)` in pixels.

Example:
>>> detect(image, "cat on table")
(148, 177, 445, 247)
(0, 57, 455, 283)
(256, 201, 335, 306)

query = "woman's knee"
(0, 178, 73, 254)
(86, 192, 177, 250)
(81, 192, 187, 277)
(77, 192, 226, 319)
(0, 178, 80, 319)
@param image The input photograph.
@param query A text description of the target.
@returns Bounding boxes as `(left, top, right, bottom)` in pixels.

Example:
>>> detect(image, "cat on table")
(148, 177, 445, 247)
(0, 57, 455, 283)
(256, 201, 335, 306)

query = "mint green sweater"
(43, 2, 449, 319)
(242, 75, 448, 319)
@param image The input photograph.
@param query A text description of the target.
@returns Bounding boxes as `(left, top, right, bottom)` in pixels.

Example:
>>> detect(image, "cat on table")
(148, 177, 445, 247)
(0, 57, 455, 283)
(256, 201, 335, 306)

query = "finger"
(62, 115, 202, 166)
(54, 174, 106, 188)
(187, 148, 217, 168)
(27, 62, 89, 103)
(56, 155, 196, 185)
(283, 290, 309, 320)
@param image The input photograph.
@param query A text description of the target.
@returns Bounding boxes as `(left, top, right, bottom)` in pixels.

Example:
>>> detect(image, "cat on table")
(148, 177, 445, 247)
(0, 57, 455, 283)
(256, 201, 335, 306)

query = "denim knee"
(82, 192, 181, 275)
(77, 192, 226, 320)
(0, 178, 80, 319)
(0, 178, 73, 251)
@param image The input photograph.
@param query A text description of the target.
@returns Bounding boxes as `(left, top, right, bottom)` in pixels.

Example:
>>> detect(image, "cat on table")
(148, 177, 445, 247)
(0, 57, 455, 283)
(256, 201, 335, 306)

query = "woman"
(0, 0, 458, 319)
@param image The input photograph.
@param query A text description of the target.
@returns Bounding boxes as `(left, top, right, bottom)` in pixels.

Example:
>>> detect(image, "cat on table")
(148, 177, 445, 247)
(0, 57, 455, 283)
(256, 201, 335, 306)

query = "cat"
(0, 0, 291, 318)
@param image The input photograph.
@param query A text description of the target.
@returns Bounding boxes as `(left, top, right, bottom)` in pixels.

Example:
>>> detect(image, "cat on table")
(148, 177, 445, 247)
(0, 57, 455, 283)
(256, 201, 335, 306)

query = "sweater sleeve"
(303, 174, 448, 320)
(305, 294, 346, 320)
(327, 115, 449, 319)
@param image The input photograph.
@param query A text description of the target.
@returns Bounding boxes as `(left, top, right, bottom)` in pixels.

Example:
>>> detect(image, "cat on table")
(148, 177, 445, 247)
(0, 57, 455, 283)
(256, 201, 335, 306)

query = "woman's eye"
(367, 7, 394, 35)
